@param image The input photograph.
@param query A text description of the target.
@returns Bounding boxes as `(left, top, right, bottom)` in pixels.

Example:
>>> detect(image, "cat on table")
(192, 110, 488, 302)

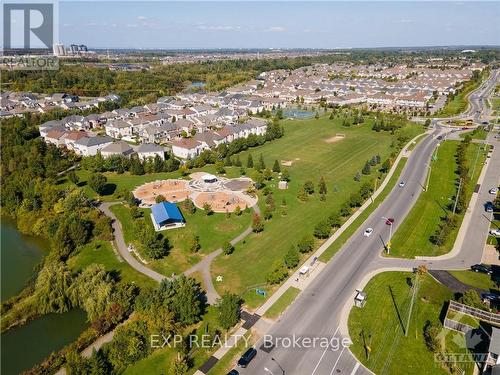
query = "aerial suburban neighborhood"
(1, 2, 499, 375)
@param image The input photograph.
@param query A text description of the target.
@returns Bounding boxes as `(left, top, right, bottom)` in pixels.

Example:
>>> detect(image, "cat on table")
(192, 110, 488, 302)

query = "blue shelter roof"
(151, 201, 184, 225)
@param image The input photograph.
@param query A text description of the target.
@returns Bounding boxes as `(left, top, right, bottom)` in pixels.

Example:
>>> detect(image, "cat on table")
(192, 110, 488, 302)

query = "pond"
(1, 219, 89, 374)
(1, 218, 46, 301)
(1, 309, 89, 375)
(282, 108, 316, 119)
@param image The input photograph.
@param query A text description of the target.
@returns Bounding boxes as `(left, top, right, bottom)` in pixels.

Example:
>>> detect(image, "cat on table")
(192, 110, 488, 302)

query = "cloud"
(197, 25, 240, 31)
(395, 19, 413, 24)
(267, 26, 286, 33)
(137, 16, 147, 21)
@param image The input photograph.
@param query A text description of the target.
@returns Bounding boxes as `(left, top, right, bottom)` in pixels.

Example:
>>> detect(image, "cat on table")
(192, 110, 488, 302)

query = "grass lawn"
(389, 141, 489, 258)
(67, 240, 157, 289)
(211, 116, 422, 308)
(459, 127, 488, 140)
(264, 287, 301, 319)
(319, 157, 408, 262)
(109, 203, 251, 277)
(348, 272, 474, 375)
(449, 270, 500, 292)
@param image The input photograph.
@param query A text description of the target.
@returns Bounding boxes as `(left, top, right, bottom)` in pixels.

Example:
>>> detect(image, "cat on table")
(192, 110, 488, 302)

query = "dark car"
(237, 348, 257, 368)
(481, 293, 500, 302)
(227, 370, 239, 375)
(485, 202, 494, 213)
(385, 218, 395, 225)
(471, 264, 492, 275)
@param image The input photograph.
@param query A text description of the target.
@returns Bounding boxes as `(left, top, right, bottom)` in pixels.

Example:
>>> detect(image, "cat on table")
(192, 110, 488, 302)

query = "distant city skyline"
(58, 1, 500, 49)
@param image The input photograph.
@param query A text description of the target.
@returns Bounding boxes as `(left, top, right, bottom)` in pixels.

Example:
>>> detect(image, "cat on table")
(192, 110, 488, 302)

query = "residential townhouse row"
(1, 92, 120, 118)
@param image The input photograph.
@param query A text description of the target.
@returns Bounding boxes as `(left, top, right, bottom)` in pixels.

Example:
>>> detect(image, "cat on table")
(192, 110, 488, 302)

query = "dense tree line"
(430, 137, 472, 246)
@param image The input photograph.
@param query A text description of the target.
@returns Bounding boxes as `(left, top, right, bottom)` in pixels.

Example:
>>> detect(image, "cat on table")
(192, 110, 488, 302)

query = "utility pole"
(452, 178, 463, 215)
(405, 273, 420, 337)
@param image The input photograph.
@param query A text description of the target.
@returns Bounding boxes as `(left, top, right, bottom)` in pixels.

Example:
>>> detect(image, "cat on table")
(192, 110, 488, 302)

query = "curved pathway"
(99, 201, 261, 304)
(99, 202, 166, 282)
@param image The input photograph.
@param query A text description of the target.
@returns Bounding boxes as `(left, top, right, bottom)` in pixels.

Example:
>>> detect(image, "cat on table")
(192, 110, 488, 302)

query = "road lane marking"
(311, 326, 340, 375)
(328, 347, 346, 375)
(350, 362, 360, 375)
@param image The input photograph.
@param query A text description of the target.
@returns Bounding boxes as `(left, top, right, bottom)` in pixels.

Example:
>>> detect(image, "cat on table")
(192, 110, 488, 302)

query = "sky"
(56, 1, 500, 49)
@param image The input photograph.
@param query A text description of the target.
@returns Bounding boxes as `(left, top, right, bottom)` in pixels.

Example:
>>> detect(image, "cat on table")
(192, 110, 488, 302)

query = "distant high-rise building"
(52, 43, 65, 56)
(78, 44, 88, 52)
(69, 44, 79, 54)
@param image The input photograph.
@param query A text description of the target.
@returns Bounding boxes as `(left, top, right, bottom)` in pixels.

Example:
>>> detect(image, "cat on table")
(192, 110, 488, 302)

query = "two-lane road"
(242, 126, 449, 375)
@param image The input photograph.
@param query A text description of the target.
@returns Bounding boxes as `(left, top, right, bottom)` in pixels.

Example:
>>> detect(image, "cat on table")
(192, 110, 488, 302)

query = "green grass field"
(109, 203, 251, 277)
(208, 116, 422, 307)
(459, 127, 488, 140)
(320, 157, 409, 262)
(449, 270, 500, 291)
(264, 287, 301, 319)
(67, 240, 157, 289)
(348, 272, 474, 375)
(389, 141, 489, 258)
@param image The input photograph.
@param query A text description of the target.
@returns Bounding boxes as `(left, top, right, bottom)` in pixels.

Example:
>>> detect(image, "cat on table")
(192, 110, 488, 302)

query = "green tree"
(423, 320, 441, 353)
(88, 173, 107, 195)
(267, 260, 288, 284)
(304, 181, 315, 194)
(216, 293, 242, 330)
(281, 168, 290, 182)
(155, 194, 166, 203)
(297, 235, 314, 253)
(313, 220, 331, 239)
(188, 234, 201, 253)
(223, 241, 235, 255)
(284, 247, 300, 269)
(159, 276, 203, 325)
(140, 225, 169, 259)
(203, 202, 213, 215)
(362, 161, 371, 175)
(273, 159, 281, 173)
(35, 260, 73, 314)
(247, 154, 254, 168)
(256, 153, 266, 171)
(183, 199, 196, 214)
(252, 213, 264, 233)
(318, 176, 327, 195)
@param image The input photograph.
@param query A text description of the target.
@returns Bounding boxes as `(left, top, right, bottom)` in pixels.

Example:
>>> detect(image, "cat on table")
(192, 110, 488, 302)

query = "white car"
(490, 229, 500, 237)
(363, 227, 374, 237)
(398, 181, 406, 188)
(489, 187, 498, 195)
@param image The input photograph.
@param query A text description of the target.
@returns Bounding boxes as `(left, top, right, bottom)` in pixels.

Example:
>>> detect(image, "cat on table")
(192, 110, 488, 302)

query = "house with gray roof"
(100, 141, 134, 159)
(73, 135, 113, 156)
(135, 143, 166, 161)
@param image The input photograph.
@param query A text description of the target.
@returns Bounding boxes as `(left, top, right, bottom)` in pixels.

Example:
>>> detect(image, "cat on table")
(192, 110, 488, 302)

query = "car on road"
(481, 293, 500, 303)
(471, 264, 493, 275)
(490, 229, 500, 237)
(363, 227, 374, 237)
(489, 187, 498, 195)
(398, 181, 406, 188)
(485, 202, 494, 213)
(227, 370, 239, 375)
(385, 218, 395, 225)
(237, 348, 256, 368)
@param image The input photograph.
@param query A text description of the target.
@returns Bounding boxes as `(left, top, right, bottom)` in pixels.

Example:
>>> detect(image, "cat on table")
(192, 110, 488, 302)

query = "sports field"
(211, 116, 423, 306)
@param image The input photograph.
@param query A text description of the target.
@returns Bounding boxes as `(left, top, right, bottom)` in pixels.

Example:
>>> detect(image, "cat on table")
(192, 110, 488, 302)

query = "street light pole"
(381, 216, 393, 254)
(264, 367, 274, 375)
(272, 357, 286, 375)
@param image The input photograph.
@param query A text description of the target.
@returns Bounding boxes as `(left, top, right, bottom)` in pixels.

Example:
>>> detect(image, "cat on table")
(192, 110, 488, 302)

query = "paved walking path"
(185, 205, 261, 304)
(429, 270, 486, 294)
(98, 202, 166, 282)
